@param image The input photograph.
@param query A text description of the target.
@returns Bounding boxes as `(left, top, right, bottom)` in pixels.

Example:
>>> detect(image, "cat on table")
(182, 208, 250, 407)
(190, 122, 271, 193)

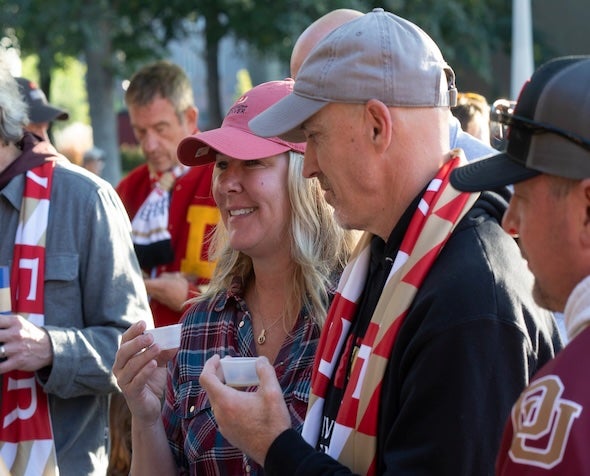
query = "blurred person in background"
(83, 146, 106, 176)
(15, 76, 68, 142)
(452, 91, 491, 144)
(110, 60, 219, 476)
(490, 98, 517, 151)
(116, 60, 220, 328)
(53, 122, 93, 167)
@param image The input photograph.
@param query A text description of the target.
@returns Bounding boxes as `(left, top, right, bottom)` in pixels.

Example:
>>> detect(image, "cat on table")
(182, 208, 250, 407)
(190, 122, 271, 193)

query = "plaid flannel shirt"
(162, 277, 321, 475)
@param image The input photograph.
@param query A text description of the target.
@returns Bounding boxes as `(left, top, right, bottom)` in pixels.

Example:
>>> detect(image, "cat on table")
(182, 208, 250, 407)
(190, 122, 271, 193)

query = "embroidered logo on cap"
(195, 146, 210, 158)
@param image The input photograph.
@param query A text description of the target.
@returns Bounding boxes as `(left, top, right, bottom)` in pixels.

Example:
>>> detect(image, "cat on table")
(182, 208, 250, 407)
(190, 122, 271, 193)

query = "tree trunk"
(36, 44, 57, 143)
(84, 17, 121, 185)
(204, 13, 223, 130)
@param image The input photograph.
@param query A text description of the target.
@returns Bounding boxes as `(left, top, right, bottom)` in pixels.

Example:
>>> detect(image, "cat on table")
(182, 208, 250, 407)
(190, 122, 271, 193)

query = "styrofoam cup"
(144, 324, 182, 350)
(219, 356, 259, 387)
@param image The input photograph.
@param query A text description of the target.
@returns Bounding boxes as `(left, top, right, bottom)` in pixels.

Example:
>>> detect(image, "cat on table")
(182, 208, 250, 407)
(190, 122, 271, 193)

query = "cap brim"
(248, 93, 328, 143)
(450, 151, 541, 192)
(30, 105, 69, 123)
(178, 127, 297, 166)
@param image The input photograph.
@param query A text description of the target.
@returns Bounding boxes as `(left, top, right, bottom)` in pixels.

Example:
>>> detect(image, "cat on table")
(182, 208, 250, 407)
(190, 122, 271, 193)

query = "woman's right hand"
(113, 320, 174, 426)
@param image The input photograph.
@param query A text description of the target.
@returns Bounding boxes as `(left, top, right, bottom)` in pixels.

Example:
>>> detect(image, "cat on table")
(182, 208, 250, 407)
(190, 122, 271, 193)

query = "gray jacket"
(0, 154, 152, 475)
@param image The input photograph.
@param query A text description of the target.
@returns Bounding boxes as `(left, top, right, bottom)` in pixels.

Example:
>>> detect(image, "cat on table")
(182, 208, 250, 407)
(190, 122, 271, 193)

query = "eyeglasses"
(491, 111, 590, 153)
(489, 99, 516, 151)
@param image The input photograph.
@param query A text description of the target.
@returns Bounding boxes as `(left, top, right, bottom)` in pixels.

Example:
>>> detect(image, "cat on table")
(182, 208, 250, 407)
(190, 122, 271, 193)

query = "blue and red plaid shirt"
(162, 276, 322, 475)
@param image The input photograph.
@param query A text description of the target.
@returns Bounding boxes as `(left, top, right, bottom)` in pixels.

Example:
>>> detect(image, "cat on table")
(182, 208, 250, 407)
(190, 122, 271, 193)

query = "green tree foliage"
(159, 0, 366, 127)
(374, 0, 512, 82)
(1, 0, 173, 183)
(1, 0, 365, 180)
(19, 55, 88, 127)
(1, 0, 523, 180)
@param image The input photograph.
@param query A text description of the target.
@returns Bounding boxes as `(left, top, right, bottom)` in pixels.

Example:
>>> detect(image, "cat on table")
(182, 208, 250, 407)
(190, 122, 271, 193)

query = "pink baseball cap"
(177, 79, 306, 166)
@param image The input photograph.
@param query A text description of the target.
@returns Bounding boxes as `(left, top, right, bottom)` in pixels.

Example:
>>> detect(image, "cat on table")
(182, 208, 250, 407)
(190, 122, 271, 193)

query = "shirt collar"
(0, 173, 25, 211)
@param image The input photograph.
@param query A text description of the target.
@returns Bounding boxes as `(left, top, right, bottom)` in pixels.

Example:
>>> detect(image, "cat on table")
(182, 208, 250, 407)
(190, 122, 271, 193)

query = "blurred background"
(1, 0, 587, 185)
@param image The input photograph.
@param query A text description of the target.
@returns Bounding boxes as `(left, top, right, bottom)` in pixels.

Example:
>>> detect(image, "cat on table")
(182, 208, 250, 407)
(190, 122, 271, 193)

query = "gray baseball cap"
(451, 56, 590, 192)
(249, 8, 457, 143)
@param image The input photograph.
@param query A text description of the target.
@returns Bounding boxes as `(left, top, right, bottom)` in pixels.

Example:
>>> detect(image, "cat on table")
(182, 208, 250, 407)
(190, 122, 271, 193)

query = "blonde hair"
(452, 92, 491, 142)
(197, 151, 358, 326)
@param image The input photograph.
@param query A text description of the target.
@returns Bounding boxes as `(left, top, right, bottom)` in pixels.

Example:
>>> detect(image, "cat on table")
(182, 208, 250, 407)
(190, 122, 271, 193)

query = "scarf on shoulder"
(0, 133, 54, 191)
(131, 165, 187, 273)
(301, 154, 479, 475)
(0, 161, 59, 475)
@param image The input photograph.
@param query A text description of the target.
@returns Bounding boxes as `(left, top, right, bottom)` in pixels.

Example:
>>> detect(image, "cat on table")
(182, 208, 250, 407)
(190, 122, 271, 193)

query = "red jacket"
(117, 163, 219, 326)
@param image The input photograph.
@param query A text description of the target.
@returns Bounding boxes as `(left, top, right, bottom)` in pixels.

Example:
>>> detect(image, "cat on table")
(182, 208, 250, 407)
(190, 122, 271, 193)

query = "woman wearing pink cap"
(113, 79, 358, 475)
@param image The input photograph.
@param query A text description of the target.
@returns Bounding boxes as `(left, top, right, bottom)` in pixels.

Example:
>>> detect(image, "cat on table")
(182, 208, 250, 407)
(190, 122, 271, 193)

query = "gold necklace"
(256, 311, 284, 345)
(252, 285, 285, 345)
(250, 285, 286, 345)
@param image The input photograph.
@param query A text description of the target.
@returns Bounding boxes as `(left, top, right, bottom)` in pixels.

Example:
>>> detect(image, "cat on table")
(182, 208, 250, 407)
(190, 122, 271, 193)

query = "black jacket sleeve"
(265, 429, 358, 476)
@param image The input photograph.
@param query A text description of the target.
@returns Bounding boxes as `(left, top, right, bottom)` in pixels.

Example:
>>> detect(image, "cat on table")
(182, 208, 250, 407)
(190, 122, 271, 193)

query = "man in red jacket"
(117, 61, 219, 327)
(111, 60, 219, 476)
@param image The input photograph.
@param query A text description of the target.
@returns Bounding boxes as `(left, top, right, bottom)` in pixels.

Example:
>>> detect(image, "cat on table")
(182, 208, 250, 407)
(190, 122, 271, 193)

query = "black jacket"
(265, 189, 563, 476)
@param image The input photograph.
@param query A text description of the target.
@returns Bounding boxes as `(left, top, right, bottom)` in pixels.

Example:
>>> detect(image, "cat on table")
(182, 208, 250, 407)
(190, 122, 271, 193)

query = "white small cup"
(144, 324, 182, 350)
(219, 356, 260, 387)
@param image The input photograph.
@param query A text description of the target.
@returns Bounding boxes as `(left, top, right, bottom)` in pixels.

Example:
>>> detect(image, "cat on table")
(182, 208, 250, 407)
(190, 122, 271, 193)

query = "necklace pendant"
(257, 329, 266, 345)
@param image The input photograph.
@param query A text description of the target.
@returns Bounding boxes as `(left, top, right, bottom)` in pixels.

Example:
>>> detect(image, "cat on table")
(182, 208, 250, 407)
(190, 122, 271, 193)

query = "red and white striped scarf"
(0, 162, 59, 475)
(302, 154, 479, 475)
(131, 165, 187, 274)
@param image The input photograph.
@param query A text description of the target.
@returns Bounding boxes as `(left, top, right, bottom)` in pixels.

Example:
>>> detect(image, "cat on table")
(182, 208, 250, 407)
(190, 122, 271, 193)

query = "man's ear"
(184, 106, 199, 131)
(365, 99, 392, 153)
(580, 178, 590, 246)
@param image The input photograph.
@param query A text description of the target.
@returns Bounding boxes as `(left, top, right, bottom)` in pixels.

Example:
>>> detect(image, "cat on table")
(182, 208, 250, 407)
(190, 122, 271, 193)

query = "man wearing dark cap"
(16, 77, 69, 141)
(451, 55, 590, 475)
(0, 57, 150, 475)
(199, 9, 562, 476)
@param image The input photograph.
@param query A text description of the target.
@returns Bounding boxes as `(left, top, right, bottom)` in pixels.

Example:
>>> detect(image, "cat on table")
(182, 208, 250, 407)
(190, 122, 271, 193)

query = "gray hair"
(0, 51, 27, 145)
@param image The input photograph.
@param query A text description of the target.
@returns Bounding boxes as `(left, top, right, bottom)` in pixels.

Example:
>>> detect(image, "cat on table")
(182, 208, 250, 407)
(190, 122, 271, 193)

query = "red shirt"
(496, 325, 590, 475)
(117, 163, 219, 326)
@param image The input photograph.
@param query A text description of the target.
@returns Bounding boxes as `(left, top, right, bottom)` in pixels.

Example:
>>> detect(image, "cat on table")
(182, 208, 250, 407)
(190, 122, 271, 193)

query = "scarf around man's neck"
(131, 164, 188, 273)
(0, 161, 59, 475)
(0, 133, 55, 191)
(301, 153, 479, 475)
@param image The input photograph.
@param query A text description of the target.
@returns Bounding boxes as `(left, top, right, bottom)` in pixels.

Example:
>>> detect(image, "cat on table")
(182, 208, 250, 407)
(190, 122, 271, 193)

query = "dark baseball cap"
(15, 77, 69, 124)
(451, 56, 590, 192)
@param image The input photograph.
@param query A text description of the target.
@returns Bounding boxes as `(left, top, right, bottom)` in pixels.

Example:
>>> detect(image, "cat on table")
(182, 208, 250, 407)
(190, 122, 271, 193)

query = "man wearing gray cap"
(289, 8, 494, 161)
(15, 77, 69, 142)
(451, 56, 590, 475)
(199, 9, 562, 476)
